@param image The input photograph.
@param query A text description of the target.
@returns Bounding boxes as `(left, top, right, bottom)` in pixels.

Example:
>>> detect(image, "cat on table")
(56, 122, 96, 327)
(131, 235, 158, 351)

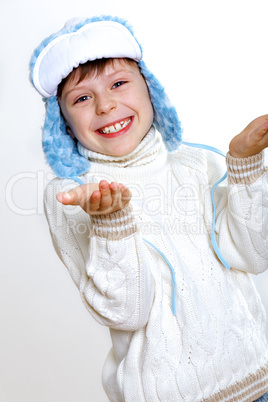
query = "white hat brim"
(32, 20, 142, 98)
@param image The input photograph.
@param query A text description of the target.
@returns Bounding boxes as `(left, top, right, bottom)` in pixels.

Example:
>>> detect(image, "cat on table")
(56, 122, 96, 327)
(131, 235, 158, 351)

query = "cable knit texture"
(44, 127, 268, 401)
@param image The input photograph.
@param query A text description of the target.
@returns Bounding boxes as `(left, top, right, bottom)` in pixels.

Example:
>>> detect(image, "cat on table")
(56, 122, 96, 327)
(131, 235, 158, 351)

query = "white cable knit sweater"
(44, 127, 268, 401)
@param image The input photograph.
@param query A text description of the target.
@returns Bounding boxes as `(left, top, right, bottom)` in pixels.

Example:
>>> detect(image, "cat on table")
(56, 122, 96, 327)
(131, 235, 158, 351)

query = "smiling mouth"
(97, 117, 132, 134)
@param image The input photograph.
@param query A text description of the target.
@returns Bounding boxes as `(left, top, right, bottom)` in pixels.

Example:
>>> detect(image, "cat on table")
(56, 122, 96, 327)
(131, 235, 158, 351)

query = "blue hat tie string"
(142, 141, 230, 316)
(143, 238, 177, 315)
(182, 141, 231, 270)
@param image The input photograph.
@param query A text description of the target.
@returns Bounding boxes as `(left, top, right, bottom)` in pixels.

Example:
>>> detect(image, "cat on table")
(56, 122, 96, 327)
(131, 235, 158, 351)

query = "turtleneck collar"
(77, 126, 163, 168)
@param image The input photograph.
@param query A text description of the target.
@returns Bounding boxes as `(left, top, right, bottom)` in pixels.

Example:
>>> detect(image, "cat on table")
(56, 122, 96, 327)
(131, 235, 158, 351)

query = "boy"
(31, 16, 268, 401)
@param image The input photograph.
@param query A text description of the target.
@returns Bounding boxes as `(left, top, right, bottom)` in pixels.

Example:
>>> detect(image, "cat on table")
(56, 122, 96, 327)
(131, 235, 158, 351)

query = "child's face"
(59, 59, 154, 157)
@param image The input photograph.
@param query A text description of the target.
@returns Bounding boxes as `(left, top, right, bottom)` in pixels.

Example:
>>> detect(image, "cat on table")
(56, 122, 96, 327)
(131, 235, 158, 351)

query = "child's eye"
(75, 95, 91, 103)
(112, 81, 126, 89)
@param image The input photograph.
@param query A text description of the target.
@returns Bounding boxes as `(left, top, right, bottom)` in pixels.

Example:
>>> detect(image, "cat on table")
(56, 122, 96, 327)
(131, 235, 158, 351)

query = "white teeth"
(99, 118, 131, 134)
(122, 119, 131, 128)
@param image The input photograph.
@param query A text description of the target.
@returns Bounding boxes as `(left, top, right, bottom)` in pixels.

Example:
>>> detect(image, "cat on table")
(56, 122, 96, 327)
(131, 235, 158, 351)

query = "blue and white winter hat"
(30, 15, 182, 179)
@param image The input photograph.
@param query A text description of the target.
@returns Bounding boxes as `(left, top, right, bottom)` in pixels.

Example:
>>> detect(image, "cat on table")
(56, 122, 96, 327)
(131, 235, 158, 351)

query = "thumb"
(56, 183, 99, 206)
(56, 185, 87, 205)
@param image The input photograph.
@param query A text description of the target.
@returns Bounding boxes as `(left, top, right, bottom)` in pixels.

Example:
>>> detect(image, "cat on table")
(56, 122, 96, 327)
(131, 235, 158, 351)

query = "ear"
(58, 105, 76, 139)
(66, 125, 76, 139)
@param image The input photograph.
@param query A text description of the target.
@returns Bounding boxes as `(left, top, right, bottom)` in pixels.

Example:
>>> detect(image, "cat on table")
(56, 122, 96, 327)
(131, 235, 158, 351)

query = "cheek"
(66, 110, 94, 134)
(142, 95, 154, 123)
(134, 88, 154, 117)
(147, 99, 154, 120)
(140, 83, 154, 120)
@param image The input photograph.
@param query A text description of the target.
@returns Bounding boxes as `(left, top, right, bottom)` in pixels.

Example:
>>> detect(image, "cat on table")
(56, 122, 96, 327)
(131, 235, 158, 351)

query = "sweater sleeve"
(212, 151, 268, 274)
(44, 179, 155, 331)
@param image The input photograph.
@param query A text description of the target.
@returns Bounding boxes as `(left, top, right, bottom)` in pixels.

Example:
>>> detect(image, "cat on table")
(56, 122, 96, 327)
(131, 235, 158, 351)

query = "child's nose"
(95, 93, 116, 115)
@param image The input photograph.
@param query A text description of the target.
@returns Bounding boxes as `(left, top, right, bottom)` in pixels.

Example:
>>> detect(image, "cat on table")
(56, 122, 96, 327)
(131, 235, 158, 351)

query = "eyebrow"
(63, 83, 90, 100)
(105, 68, 134, 77)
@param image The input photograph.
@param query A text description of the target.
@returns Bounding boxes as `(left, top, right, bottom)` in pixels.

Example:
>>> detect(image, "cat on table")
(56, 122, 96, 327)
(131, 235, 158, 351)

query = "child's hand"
(229, 114, 268, 158)
(56, 180, 132, 215)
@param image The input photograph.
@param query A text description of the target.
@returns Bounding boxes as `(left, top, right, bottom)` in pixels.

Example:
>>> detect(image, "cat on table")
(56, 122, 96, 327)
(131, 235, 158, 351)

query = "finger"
(99, 180, 113, 209)
(56, 192, 70, 204)
(89, 190, 101, 212)
(109, 182, 121, 207)
(56, 187, 84, 205)
(119, 184, 132, 205)
(243, 115, 268, 134)
(253, 119, 268, 139)
(56, 184, 98, 206)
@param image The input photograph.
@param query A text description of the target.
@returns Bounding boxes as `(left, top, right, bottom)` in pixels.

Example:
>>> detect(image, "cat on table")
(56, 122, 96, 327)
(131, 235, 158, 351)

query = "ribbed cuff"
(90, 204, 137, 240)
(226, 151, 264, 184)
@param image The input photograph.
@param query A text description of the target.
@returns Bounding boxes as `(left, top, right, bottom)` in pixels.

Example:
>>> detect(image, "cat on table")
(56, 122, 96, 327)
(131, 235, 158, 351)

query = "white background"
(1, 0, 268, 401)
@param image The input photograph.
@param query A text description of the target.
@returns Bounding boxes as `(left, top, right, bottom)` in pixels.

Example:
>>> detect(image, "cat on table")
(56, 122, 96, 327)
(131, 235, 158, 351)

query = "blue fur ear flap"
(43, 96, 90, 178)
(138, 61, 183, 151)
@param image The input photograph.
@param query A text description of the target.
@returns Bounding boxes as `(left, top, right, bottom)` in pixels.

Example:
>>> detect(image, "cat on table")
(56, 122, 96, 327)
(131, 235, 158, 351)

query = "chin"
(115, 146, 138, 157)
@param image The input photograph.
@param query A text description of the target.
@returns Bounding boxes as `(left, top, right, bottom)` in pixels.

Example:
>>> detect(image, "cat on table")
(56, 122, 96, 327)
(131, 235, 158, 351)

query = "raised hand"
(229, 114, 268, 158)
(56, 180, 132, 215)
